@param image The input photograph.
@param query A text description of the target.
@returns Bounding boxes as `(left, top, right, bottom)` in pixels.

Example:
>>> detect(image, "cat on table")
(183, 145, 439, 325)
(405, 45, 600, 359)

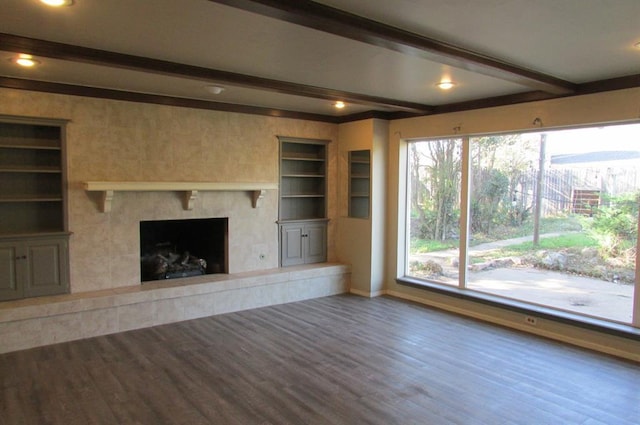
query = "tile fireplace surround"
(0, 263, 350, 354)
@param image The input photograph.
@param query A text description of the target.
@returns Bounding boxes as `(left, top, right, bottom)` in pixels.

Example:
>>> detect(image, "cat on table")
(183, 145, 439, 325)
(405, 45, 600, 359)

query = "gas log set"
(141, 242, 207, 281)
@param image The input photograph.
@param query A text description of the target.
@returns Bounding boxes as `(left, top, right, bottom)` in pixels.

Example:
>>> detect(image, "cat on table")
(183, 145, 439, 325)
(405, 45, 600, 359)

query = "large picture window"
(405, 123, 639, 326)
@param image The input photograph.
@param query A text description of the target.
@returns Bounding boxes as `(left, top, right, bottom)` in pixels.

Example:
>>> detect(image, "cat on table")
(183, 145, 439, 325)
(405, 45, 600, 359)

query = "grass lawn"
(481, 232, 599, 259)
(411, 215, 584, 254)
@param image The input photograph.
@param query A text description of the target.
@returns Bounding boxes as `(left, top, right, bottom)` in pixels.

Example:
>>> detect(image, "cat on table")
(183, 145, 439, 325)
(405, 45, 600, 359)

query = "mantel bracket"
(183, 190, 198, 210)
(251, 189, 266, 208)
(100, 190, 114, 213)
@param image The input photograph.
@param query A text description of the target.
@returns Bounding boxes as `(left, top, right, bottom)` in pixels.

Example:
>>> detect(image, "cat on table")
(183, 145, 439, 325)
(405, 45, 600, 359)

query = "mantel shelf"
(83, 181, 278, 212)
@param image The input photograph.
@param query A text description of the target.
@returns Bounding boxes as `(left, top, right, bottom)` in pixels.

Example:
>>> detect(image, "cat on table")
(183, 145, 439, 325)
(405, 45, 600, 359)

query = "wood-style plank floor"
(1, 295, 639, 425)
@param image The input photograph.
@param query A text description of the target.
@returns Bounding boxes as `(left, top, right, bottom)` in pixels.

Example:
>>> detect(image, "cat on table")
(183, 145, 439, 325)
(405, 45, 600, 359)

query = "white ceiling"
(1, 0, 639, 120)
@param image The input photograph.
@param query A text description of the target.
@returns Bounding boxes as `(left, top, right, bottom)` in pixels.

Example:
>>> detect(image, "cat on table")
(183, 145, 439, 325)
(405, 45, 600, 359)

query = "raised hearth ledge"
(0, 263, 350, 354)
(83, 181, 279, 212)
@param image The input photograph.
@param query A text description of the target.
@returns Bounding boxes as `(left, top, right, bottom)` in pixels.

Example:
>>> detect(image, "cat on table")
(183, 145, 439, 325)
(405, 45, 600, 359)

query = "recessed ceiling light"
(40, 0, 74, 6)
(205, 85, 225, 95)
(11, 54, 40, 68)
(634, 41, 640, 49)
(437, 81, 456, 90)
(334, 101, 345, 109)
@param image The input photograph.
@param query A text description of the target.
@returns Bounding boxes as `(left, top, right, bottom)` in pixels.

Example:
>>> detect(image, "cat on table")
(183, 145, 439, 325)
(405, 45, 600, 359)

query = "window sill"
(397, 276, 640, 342)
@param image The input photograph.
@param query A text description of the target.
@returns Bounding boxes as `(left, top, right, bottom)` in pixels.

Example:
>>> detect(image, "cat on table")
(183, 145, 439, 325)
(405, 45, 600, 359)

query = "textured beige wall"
(336, 119, 388, 296)
(0, 88, 338, 293)
(336, 120, 374, 293)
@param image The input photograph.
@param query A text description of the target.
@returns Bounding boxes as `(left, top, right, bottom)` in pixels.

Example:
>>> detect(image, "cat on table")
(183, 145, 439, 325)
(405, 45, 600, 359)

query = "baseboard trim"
(349, 288, 386, 298)
(386, 289, 640, 363)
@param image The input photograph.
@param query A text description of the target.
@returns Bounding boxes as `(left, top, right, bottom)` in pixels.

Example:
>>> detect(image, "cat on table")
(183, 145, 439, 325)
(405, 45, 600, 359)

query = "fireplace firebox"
(140, 218, 228, 282)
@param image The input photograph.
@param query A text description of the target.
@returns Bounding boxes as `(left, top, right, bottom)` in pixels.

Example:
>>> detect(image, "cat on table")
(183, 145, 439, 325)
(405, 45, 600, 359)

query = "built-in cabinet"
(0, 235, 69, 300)
(0, 116, 70, 301)
(349, 150, 371, 218)
(279, 221, 327, 266)
(278, 137, 328, 266)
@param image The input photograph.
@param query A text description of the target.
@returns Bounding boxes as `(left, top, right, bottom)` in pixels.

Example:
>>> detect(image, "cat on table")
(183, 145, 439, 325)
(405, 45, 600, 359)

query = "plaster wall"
(336, 119, 388, 296)
(337, 120, 373, 294)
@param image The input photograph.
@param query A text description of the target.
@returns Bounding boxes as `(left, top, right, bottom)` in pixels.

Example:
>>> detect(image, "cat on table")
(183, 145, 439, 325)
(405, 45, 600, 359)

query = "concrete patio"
(410, 233, 635, 324)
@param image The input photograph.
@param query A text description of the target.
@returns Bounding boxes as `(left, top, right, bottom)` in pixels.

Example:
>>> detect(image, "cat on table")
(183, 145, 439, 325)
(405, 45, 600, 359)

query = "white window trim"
(400, 129, 640, 328)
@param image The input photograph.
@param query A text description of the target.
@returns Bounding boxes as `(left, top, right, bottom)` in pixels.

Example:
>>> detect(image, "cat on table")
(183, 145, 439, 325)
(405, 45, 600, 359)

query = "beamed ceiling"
(1, 0, 639, 123)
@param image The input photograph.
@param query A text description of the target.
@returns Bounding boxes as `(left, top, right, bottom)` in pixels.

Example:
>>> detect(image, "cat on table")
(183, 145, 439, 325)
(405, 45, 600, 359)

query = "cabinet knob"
(16, 255, 27, 260)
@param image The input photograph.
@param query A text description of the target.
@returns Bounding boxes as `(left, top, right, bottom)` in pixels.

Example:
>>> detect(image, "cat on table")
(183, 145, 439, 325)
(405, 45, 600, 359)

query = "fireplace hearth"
(140, 218, 227, 282)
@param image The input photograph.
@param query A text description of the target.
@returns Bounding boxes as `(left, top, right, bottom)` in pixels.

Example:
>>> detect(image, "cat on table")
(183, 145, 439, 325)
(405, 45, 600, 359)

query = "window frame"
(398, 125, 640, 333)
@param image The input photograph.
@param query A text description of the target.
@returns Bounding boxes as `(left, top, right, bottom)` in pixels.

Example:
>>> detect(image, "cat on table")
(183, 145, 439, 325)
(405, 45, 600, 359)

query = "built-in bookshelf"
(349, 149, 371, 218)
(279, 139, 327, 221)
(0, 119, 66, 235)
(278, 137, 328, 266)
(0, 116, 69, 301)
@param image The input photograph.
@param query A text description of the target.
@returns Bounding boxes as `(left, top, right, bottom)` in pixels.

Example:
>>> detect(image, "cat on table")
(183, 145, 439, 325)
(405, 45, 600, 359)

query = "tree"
(469, 134, 538, 232)
(409, 139, 462, 241)
(470, 168, 509, 233)
(424, 140, 461, 240)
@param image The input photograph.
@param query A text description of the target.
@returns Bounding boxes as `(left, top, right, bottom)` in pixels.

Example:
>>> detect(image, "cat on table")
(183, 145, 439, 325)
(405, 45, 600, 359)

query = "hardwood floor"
(1, 295, 639, 425)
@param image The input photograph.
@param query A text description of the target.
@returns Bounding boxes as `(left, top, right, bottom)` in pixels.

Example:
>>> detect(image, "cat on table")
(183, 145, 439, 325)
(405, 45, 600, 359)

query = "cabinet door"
(23, 238, 69, 297)
(0, 242, 23, 301)
(305, 222, 327, 264)
(280, 224, 305, 267)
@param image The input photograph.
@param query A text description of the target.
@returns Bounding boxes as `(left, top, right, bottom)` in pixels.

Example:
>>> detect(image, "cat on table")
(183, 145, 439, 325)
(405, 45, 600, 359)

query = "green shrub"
(585, 192, 638, 257)
(409, 260, 443, 275)
(470, 168, 510, 233)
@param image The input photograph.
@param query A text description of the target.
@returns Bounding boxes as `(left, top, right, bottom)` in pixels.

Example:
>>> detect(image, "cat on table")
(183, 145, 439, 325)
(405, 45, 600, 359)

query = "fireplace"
(140, 218, 228, 282)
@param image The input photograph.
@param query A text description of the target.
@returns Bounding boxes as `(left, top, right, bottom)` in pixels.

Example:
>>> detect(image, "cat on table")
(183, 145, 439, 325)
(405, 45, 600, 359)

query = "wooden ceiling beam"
(0, 33, 432, 114)
(210, 0, 577, 95)
(0, 77, 342, 123)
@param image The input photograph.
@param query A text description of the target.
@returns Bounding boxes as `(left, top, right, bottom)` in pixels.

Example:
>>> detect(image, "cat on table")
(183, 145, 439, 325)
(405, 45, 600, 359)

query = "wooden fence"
(514, 167, 640, 217)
